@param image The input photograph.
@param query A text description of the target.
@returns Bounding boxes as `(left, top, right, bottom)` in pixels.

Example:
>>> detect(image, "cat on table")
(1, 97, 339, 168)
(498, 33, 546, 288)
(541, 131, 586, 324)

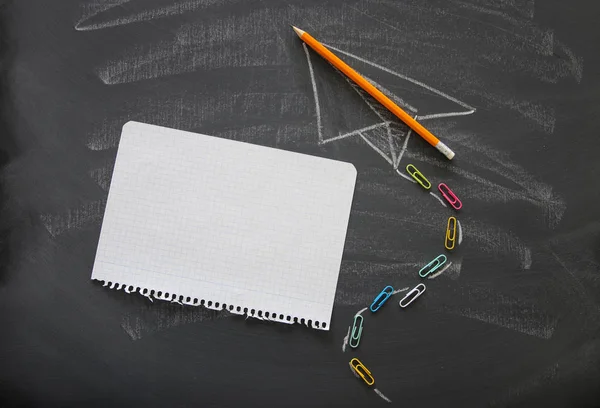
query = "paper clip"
(399, 283, 426, 308)
(419, 254, 447, 278)
(370, 285, 394, 312)
(438, 183, 462, 210)
(350, 358, 375, 386)
(349, 315, 363, 349)
(445, 216, 457, 250)
(406, 164, 431, 190)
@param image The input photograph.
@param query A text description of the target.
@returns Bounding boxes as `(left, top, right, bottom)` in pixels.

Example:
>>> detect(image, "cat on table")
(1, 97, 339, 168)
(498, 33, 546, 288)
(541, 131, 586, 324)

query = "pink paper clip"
(438, 183, 462, 210)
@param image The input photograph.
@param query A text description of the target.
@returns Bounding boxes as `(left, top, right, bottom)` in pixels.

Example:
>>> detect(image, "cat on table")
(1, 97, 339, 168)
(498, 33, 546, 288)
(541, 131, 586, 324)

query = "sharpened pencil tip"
(291, 25, 306, 38)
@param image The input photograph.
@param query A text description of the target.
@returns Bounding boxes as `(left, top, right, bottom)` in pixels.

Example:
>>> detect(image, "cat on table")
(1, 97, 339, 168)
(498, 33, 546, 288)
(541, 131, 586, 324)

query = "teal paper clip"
(349, 315, 363, 349)
(370, 285, 394, 312)
(419, 254, 447, 278)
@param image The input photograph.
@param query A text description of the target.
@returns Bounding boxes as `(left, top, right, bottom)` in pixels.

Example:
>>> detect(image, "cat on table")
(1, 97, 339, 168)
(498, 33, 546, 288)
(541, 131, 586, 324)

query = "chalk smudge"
(490, 363, 559, 407)
(76, 0, 226, 31)
(355, 307, 369, 317)
(429, 191, 448, 208)
(549, 250, 600, 320)
(442, 286, 557, 339)
(342, 326, 350, 352)
(457, 220, 463, 244)
(453, 308, 555, 339)
(445, 257, 462, 280)
(323, 43, 476, 117)
(427, 262, 452, 279)
(464, 220, 532, 269)
(392, 287, 410, 295)
(121, 302, 229, 341)
(40, 199, 106, 237)
(374, 388, 392, 403)
(408, 139, 565, 229)
(97, 9, 288, 85)
(85, 92, 309, 151)
(349, 361, 360, 379)
(74, 0, 131, 31)
(349, 209, 530, 270)
(89, 159, 115, 191)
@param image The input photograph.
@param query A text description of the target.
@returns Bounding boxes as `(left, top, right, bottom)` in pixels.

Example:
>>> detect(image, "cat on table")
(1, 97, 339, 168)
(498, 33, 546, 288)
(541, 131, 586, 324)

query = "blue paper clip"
(370, 285, 394, 312)
(419, 254, 447, 278)
(399, 283, 426, 308)
(349, 315, 363, 349)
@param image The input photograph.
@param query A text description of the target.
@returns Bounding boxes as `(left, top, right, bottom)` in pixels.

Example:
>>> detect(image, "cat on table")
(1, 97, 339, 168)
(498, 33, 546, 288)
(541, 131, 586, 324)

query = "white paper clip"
(399, 283, 426, 308)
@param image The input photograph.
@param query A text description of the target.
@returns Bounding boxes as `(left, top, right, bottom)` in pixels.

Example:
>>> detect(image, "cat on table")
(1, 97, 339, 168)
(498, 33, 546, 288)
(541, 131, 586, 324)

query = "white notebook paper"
(91, 121, 357, 330)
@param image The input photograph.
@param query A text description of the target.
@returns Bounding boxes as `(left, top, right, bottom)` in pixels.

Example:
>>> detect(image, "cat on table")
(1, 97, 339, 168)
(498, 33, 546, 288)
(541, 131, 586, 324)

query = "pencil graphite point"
(291, 25, 305, 38)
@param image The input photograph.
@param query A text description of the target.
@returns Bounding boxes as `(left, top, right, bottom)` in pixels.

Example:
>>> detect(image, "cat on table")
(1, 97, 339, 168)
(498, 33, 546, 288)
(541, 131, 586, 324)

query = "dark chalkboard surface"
(2, 0, 600, 407)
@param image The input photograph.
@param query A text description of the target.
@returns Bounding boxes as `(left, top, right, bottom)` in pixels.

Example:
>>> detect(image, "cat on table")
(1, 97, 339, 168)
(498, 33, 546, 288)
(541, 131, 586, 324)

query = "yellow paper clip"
(406, 164, 431, 190)
(445, 216, 457, 250)
(349, 358, 375, 386)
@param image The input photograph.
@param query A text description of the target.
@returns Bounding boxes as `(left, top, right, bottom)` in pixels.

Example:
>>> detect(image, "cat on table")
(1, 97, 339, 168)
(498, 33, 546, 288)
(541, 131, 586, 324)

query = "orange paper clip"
(350, 358, 375, 386)
(438, 183, 462, 210)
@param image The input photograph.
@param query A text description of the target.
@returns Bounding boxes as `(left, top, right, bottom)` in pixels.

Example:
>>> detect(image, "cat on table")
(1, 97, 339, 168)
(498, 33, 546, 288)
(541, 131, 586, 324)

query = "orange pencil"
(292, 26, 455, 160)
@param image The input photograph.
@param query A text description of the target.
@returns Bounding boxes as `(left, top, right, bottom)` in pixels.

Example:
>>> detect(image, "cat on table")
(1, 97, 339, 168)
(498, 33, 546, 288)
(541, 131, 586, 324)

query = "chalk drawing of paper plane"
(303, 43, 475, 169)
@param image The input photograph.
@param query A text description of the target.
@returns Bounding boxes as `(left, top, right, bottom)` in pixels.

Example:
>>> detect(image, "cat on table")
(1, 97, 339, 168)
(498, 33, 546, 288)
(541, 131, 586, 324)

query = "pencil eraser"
(436, 142, 455, 160)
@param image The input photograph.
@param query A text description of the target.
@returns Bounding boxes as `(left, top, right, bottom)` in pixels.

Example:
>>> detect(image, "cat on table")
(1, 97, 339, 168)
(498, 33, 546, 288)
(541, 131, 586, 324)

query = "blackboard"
(2, 0, 600, 406)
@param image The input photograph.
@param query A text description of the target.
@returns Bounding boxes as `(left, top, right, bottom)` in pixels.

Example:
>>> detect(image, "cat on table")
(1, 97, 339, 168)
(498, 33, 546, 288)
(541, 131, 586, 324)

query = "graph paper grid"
(91, 121, 357, 330)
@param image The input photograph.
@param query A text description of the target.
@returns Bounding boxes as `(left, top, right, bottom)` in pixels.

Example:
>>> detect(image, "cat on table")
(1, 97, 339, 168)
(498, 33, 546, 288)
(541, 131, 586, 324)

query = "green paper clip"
(349, 315, 363, 349)
(406, 164, 431, 190)
(419, 254, 447, 278)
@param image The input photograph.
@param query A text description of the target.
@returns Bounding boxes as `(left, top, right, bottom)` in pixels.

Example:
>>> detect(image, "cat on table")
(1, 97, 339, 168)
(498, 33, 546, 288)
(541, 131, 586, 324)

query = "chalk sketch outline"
(303, 42, 476, 172)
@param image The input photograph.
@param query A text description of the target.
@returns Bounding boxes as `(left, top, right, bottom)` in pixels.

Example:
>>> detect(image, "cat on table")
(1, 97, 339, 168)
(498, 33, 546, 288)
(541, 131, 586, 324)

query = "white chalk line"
(418, 110, 476, 120)
(457, 220, 463, 245)
(358, 132, 394, 166)
(375, 0, 548, 55)
(356, 74, 419, 113)
(392, 287, 410, 295)
(349, 362, 361, 379)
(74, 0, 131, 30)
(395, 126, 412, 169)
(323, 43, 476, 112)
(387, 126, 397, 166)
(342, 326, 350, 352)
(449, 0, 522, 26)
(428, 262, 452, 279)
(75, 0, 212, 31)
(344, 75, 389, 123)
(395, 169, 416, 183)
(430, 192, 448, 208)
(374, 388, 392, 403)
(320, 123, 388, 145)
(343, 74, 408, 168)
(355, 307, 369, 317)
(303, 43, 323, 144)
(343, 73, 398, 167)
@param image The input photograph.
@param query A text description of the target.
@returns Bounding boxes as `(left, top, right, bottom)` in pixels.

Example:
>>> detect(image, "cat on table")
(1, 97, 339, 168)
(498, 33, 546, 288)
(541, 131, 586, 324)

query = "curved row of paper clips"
(348, 166, 463, 391)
